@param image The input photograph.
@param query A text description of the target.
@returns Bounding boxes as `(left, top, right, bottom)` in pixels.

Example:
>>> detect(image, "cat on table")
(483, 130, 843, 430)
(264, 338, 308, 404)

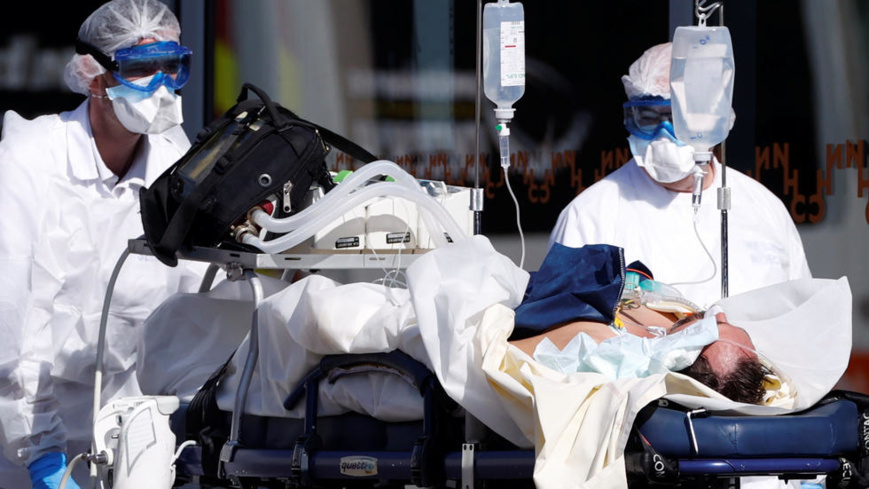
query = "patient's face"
(669, 312, 757, 379)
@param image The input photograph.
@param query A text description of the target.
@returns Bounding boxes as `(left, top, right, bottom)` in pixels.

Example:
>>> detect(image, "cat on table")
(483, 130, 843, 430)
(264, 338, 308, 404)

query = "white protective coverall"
(0, 101, 206, 487)
(550, 159, 811, 307)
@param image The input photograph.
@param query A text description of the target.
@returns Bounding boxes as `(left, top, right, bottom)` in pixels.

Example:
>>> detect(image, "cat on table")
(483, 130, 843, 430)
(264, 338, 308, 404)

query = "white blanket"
(141, 236, 852, 488)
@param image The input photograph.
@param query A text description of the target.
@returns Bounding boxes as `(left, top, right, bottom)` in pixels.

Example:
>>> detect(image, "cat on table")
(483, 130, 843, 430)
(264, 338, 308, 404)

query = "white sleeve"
(548, 190, 612, 250)
(765, 185, 812, 281)
(0, 136, 66, 467)
(787, 222, 812, 280)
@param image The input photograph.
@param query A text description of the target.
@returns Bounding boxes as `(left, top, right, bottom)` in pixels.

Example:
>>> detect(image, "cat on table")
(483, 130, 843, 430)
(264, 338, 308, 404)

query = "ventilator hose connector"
(87, 451, 109, 465)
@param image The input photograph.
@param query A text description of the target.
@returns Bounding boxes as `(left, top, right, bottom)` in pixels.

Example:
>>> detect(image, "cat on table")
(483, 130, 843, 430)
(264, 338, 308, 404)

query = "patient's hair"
(678, 355, 767, 404)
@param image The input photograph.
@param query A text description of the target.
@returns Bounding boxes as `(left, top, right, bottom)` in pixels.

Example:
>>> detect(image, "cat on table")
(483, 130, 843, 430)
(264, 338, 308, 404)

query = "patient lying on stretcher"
(505, 243, 771, 405)
(138, 237, 848, 423)
(134, 236, 851, 489)
(510, 308, 767, 404)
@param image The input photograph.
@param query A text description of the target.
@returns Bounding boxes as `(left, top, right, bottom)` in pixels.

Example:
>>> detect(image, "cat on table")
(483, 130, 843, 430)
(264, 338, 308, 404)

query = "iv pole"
(471, 0, 484, 235)
(713, 1, 730, 299)
(465, 0, 488, 449)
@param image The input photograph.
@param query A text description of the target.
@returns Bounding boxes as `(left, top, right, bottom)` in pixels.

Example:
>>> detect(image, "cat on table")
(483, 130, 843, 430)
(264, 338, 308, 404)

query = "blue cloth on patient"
(511, 243, 626, 340)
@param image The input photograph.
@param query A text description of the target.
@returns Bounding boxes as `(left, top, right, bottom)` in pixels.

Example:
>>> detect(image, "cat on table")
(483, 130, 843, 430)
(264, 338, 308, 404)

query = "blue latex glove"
(28, 452, 82, 489)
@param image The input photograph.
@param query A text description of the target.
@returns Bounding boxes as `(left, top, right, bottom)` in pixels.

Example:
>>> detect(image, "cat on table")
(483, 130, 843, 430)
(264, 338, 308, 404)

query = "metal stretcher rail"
(127, 238, 423, 271)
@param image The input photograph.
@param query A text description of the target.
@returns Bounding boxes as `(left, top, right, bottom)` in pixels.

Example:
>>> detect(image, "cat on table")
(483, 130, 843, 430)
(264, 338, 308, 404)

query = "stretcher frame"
(103, 239, 869, 489)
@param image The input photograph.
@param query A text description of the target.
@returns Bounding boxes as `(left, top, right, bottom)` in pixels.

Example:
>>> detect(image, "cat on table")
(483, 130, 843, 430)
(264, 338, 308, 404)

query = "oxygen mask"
(623, 271, 701, 319)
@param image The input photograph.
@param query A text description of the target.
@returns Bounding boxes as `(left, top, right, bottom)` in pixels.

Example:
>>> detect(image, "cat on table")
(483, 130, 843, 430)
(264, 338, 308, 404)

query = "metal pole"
(718, 2, 729, 298)
(467, 0, 488, 447)
(471, 0, 484, 235)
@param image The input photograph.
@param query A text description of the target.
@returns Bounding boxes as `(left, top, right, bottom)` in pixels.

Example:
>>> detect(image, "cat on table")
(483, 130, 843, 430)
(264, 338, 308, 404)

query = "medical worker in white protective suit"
(0, 1, 207, 488)
(550, 42, 811, 307)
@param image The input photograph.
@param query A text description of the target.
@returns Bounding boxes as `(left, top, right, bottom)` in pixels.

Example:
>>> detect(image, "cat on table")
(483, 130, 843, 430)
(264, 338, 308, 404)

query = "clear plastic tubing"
(245, 181, 468, 253)
(483, 0, 525, 122)
(254, 160, 420, 231)
(670, 25, 735, 160)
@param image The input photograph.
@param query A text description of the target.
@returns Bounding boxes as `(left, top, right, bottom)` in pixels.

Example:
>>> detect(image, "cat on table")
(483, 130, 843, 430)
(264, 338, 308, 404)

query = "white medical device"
(287, 177, 474, 254)
(63, 396, 188, 489)
(93, 396, 178, 488)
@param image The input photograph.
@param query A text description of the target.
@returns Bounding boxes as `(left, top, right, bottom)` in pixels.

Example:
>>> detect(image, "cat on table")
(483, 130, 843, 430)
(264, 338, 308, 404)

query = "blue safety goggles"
(623, 98, 676, 141)
(76, 39, 192, 92)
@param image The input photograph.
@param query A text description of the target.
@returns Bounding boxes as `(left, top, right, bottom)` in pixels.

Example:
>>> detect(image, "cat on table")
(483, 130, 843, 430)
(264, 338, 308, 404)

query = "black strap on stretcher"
(185, 349, 237, 479)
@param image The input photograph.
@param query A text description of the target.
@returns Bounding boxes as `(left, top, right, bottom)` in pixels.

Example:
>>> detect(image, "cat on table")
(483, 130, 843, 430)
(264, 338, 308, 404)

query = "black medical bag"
(140, 82, 377, 266)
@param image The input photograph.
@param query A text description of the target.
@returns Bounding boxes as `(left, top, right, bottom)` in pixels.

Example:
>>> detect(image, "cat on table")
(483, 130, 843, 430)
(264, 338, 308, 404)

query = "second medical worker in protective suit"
(550, 42, 811, 307)
(0, 1, 207, 488)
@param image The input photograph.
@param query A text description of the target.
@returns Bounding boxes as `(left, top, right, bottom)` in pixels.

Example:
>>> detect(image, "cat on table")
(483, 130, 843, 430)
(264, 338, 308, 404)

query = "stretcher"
(95, 238, 866, 489)
(167, 349, 869, 489)
(95, 239, 865, 489)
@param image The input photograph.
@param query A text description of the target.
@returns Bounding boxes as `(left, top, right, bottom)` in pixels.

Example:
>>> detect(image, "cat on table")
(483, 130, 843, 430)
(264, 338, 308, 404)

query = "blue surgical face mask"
(533, 314, 719, 379)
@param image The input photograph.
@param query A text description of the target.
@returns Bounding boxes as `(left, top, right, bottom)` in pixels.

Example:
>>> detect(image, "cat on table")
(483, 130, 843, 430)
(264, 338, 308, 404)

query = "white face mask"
(629, 135, 697, 183)
(105, 77, 183, 134)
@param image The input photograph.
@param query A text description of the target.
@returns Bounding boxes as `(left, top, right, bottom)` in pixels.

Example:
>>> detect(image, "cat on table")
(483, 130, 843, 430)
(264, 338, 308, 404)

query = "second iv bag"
(670, 25, 735, 157)
(483, 0, 525, 121)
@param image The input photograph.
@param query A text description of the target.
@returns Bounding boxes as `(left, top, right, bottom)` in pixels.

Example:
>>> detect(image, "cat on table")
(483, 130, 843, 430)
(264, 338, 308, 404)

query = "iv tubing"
(670, 214, 717, 288)
(249, 160, 458, 253)
(497, 122, 526, 269)
(247, 181, 467, 254)
(252, 160, 421, 232)
(502, 166, 526, 269)
(247, 181, 463, 251)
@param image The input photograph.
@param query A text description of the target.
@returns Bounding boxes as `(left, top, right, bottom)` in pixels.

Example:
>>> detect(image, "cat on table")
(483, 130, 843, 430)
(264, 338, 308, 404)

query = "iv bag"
(483, 0, 525, 118)
(670, 26, 735, 152)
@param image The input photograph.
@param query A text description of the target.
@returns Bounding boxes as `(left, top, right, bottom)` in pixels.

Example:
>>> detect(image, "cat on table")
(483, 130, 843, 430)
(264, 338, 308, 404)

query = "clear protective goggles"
(623, 98, 676, 141)
(76, 39, 192, 92)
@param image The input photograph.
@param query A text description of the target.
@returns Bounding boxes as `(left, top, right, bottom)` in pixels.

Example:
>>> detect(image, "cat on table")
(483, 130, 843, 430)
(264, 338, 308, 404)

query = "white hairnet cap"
(64, 0, 181, 95)
(621, 42, 672, 100)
